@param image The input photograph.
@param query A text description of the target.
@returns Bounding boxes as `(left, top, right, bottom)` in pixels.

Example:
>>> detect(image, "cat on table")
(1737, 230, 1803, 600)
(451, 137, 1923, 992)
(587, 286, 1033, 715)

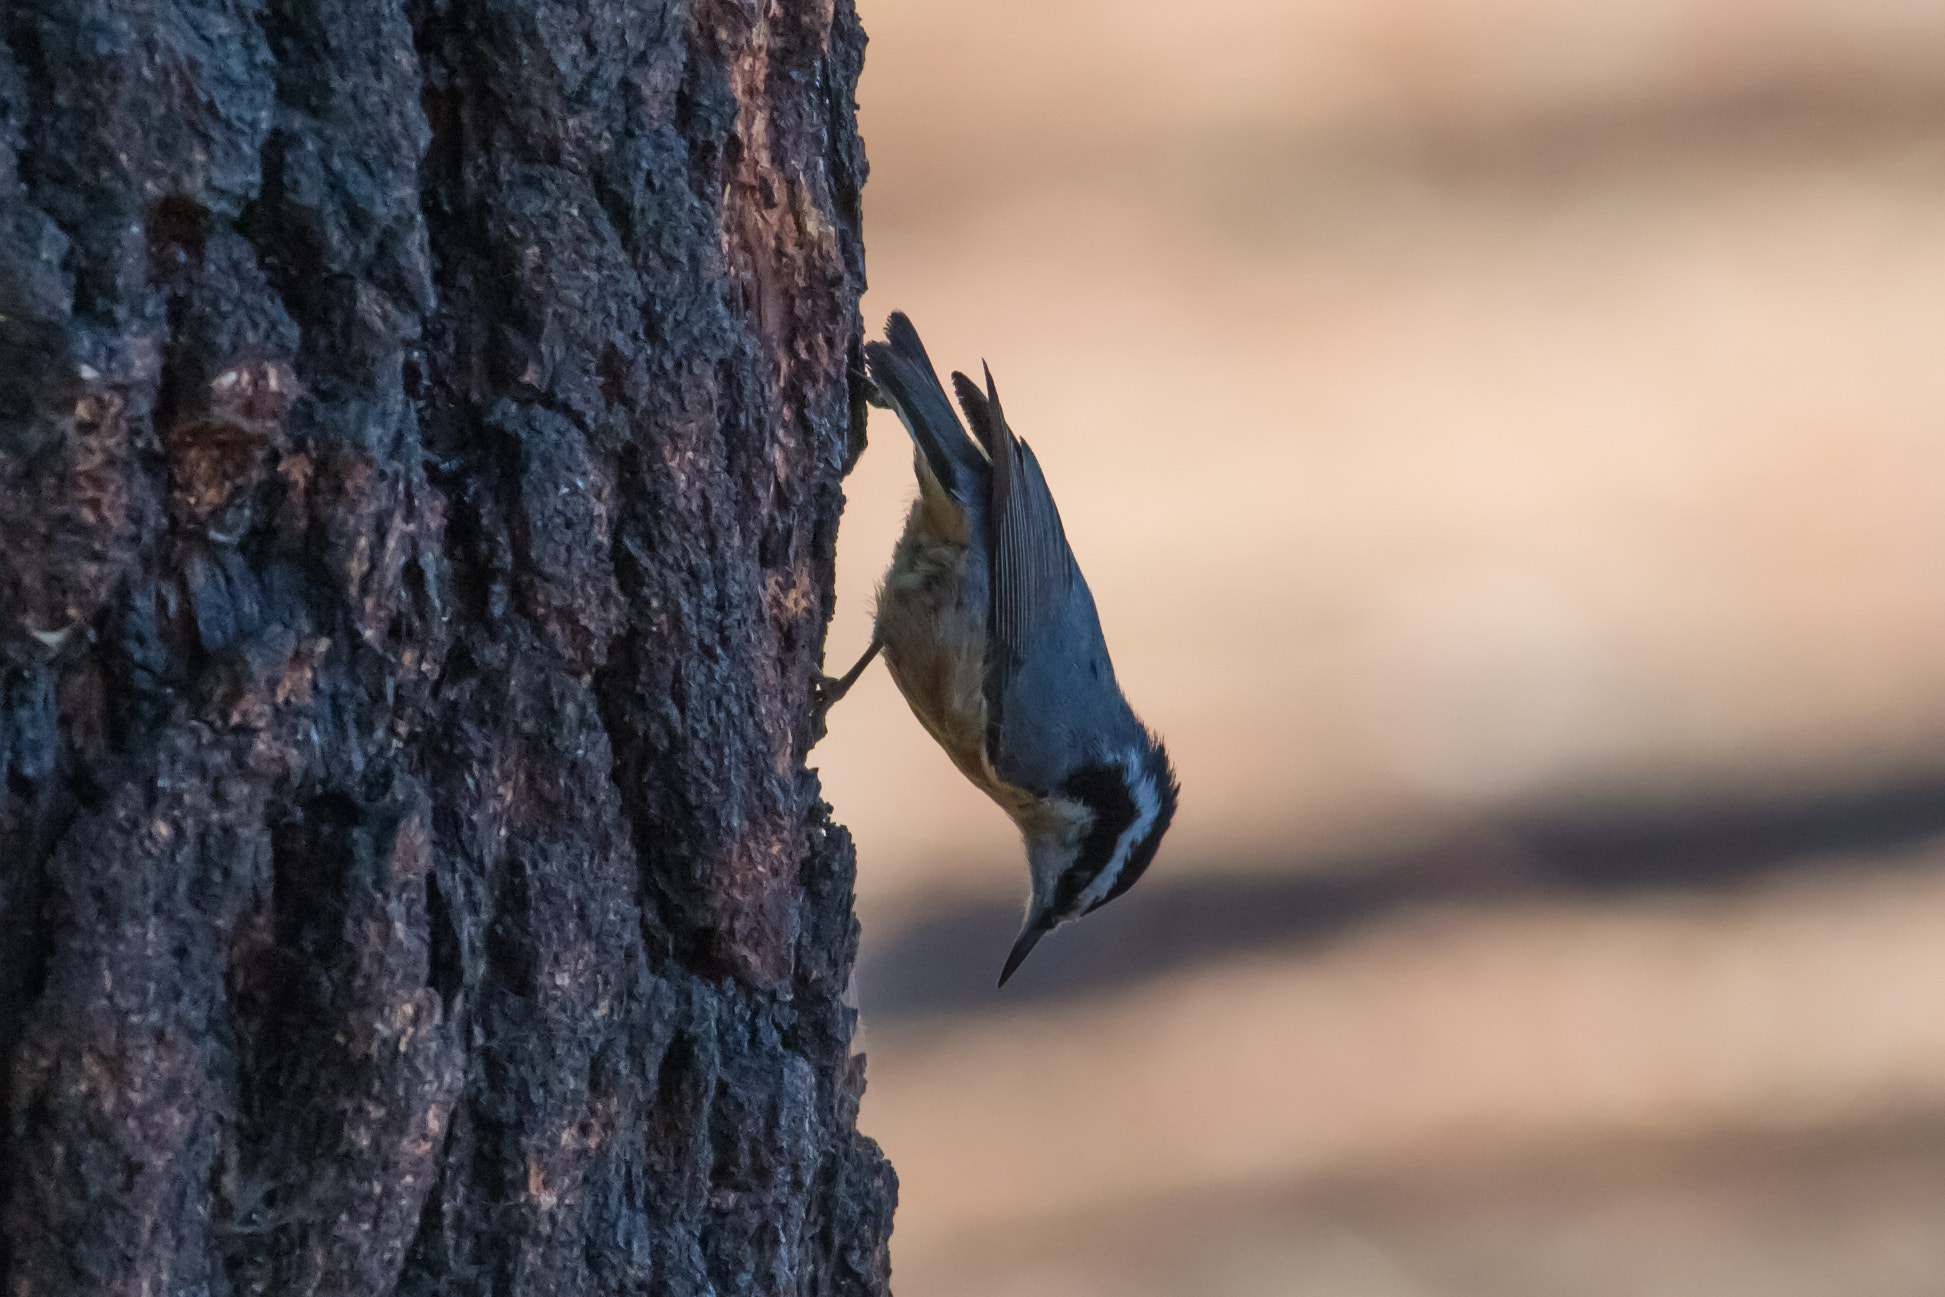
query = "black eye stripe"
(1080, 744, 1179, 916)
(1087, 816, 1168, 912)
(1054, 762, 1141, 916)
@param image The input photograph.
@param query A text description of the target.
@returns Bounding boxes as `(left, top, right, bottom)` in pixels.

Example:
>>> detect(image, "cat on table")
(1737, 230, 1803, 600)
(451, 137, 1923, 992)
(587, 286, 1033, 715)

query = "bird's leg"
(810, 634, 883, 741)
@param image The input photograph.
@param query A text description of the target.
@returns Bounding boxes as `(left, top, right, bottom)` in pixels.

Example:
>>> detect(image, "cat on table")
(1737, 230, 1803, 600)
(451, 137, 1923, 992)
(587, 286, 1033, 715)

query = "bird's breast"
(874, 496, 1033, 820)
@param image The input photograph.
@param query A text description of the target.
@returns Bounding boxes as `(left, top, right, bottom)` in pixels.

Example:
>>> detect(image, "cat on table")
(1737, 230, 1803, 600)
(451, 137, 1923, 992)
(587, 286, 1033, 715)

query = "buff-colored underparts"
(874, 460, 1035, 821)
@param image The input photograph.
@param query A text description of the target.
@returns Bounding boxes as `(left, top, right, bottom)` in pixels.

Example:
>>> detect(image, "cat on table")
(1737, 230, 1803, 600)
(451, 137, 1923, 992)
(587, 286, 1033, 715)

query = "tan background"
(811, 1, 1945, 1291)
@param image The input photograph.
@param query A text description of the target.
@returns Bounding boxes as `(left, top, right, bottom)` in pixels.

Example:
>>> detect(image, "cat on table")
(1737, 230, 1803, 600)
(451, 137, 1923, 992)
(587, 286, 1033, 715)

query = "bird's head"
(1001, 738, 1179, 985)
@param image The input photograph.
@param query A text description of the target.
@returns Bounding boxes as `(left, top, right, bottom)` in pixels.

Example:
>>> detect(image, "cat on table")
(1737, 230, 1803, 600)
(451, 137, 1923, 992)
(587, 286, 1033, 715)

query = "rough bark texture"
(0, 0, 891, 1292)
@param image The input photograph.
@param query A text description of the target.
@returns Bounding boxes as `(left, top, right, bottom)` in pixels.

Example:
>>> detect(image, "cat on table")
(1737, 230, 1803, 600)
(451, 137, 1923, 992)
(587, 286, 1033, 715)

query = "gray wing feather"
(952, 364, 1076, 661)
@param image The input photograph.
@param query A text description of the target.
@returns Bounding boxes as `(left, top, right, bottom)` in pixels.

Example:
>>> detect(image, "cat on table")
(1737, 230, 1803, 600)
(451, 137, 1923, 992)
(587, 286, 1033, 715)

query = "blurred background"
(812, 0, 1945, 1291)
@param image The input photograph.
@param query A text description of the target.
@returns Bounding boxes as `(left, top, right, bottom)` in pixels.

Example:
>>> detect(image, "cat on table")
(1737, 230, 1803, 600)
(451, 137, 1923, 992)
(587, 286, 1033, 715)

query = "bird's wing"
(863, 313, 987, 503)
(952, 363, 1077, 672)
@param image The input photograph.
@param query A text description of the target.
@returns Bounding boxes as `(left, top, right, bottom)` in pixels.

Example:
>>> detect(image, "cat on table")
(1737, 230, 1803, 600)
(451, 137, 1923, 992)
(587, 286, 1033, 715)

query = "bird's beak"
(998, 914, 1053, 987)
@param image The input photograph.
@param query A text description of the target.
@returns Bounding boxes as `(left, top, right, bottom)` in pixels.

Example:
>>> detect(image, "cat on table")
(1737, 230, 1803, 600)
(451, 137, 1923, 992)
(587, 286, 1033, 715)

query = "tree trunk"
(0, 0, 892, 1291)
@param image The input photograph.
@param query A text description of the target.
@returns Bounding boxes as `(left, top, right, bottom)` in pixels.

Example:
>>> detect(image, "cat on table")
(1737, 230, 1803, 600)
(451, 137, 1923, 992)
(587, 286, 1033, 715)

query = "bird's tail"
(863, 312, 987, 502)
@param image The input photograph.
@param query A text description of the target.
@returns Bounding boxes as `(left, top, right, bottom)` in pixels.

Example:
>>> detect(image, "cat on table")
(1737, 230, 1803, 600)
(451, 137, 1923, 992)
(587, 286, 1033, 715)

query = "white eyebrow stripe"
(1075, 753, 1160, 912)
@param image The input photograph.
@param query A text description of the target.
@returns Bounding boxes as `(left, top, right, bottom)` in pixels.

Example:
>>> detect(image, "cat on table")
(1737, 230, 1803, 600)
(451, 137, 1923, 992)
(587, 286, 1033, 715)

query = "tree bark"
(0, 0, 891, 1292)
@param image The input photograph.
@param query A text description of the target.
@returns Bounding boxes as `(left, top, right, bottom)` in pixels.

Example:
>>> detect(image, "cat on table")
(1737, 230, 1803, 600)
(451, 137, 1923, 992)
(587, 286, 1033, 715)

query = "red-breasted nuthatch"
(819, 312, 1179, 985)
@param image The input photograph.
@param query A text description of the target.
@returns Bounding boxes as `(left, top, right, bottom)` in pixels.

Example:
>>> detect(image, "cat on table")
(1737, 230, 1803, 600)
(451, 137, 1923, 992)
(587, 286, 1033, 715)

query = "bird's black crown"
(1054, 740, 1179, 920)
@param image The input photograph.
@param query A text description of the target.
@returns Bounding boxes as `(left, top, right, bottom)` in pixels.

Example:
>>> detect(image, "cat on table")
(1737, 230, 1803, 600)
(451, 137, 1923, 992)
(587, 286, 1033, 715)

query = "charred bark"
(0, 0, 891, 1292)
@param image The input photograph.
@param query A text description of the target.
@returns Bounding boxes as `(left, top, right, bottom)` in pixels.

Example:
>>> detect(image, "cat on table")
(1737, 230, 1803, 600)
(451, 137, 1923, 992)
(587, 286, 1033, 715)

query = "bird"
(818, 311, 1178, 986)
